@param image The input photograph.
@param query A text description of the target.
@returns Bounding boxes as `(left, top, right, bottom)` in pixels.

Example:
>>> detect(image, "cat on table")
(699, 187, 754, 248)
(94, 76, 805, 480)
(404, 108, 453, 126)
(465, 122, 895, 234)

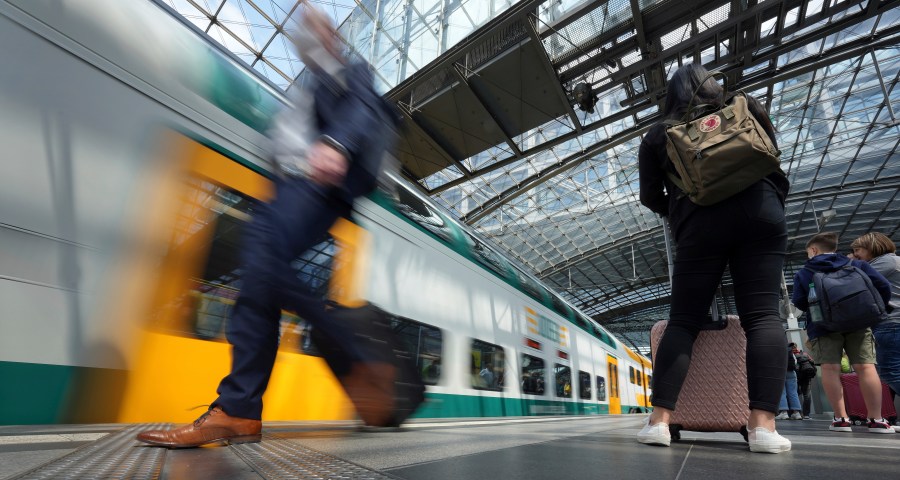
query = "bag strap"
(665, 171, 689, 196)
(804, 268, 827, 304)
(683, 72, 728, 123)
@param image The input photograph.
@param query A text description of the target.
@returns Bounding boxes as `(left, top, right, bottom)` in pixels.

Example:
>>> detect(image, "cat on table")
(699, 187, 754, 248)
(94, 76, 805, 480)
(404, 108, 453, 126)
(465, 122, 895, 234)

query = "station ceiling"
(168, 0, 900, 349)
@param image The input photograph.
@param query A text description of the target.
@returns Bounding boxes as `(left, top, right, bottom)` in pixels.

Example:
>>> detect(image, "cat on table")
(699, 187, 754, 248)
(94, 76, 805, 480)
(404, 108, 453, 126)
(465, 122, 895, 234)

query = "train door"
(607, 355, 621, 414)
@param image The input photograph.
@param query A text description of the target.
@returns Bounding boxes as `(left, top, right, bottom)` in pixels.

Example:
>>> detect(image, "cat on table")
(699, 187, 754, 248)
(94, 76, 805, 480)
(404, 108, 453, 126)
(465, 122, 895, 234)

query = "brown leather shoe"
(341, 362, 396, 427)
(136, 407, 261, 448)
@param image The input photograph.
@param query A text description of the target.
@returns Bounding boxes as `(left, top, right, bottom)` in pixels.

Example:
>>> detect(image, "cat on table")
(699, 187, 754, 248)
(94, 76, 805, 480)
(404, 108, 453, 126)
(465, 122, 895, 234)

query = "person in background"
(636, 63, 792, 453)
(791, 343, 817, 420)
(480, 362, 495, 388)
(850, 232, 900, 430)
(776, 345, 803, 420)
(791, 232, 893, 434)
(423, 358, 441, 384)
(136, 3, 398, 448)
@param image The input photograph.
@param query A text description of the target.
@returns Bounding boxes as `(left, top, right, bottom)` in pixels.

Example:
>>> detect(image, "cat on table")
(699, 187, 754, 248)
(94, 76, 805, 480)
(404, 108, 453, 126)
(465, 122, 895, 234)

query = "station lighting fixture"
(572, 82, 598, 114)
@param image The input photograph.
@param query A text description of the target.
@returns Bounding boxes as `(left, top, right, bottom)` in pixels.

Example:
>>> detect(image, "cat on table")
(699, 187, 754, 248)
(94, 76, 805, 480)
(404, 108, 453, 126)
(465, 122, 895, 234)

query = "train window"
(193, 292, 232, 339)
(612, 365, 619, 397)
(596, 376, 607, 401)
(278, 314, 322, 356)
(550, 295, 571, 321)
(637, 371, 643, 387)
(390, 184, 455, 244)
(578, 371, 592, 400)
(520, 354, 545, 395)
(390, 316, 443, 385)
(513, 267, 545, 303)
(575, 314, 590, 329)
(471, 339, 504, 391)
(162, 179, 338, 343)
(464, 233, 509, 278)
(291, 236, 337, 298)
(554, 364, 572, 398)
(629, 366, 635, 384)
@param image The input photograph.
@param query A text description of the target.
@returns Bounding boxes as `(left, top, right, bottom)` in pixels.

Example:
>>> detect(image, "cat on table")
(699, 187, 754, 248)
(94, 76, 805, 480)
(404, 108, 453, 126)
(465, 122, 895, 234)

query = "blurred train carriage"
(0, 0, 651, 425)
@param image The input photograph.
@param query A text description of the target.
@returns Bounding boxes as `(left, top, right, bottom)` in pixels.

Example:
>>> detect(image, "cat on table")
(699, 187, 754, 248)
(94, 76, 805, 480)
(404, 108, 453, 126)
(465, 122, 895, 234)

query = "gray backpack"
(808, 265, 888, 333)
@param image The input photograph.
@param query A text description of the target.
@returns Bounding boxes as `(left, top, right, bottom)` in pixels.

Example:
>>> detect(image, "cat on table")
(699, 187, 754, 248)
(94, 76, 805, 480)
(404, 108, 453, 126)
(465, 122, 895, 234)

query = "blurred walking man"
(137, 3, 397, 448)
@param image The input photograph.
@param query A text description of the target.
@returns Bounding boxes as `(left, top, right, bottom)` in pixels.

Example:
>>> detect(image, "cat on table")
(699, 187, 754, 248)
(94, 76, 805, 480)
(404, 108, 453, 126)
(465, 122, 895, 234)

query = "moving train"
(0, 0, 651, 424)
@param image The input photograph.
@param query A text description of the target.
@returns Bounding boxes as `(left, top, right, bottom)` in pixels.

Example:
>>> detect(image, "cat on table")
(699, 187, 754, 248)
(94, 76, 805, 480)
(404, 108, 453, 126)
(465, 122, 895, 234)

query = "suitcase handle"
(699, 315, 728, 331)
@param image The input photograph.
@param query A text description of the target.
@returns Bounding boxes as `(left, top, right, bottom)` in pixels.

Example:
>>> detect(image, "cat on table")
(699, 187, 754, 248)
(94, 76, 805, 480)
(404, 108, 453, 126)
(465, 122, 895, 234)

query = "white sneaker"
(790, 412, 803, 420)
(637, 418, 671, 447)
(775, 411, 789, 420)
(748, 426, 792, 453)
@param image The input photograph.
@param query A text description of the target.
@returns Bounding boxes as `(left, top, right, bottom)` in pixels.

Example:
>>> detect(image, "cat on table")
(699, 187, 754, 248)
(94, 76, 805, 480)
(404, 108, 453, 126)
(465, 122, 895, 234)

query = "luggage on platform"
(840, 373, 897, 425)
(650, 315, 750, 441)
(311, 303, 426, 427)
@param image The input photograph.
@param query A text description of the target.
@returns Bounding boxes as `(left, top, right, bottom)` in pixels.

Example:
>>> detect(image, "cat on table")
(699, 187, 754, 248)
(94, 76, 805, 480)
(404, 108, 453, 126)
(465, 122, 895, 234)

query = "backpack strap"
(683, 72, 728, 123)
(806, 268, 828, 305)
(666, 171, 689, 196)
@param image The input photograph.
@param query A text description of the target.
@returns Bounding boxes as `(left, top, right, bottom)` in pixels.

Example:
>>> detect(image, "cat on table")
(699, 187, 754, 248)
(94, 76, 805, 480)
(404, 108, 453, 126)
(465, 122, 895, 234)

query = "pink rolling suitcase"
(650, 316, 750, 441)
(840, 373, 897, 425)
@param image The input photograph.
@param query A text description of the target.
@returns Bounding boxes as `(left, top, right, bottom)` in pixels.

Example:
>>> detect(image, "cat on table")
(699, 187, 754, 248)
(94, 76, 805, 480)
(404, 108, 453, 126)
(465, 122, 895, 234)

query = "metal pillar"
(781, 272, 804, 347)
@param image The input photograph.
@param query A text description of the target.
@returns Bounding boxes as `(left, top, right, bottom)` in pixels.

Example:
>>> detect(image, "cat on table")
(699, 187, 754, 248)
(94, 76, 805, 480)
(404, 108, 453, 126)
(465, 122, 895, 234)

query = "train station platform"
(2, 415, 898, 479)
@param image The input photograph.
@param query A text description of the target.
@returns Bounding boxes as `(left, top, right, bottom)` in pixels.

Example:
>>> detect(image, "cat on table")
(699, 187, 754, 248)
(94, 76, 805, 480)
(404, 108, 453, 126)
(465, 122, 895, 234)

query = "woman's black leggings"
(651, 181, 789, 414)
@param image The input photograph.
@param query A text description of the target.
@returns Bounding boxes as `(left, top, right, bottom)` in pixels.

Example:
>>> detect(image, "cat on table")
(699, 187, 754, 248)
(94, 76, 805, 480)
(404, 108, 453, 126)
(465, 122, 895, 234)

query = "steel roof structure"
(169, 0, 900, 348)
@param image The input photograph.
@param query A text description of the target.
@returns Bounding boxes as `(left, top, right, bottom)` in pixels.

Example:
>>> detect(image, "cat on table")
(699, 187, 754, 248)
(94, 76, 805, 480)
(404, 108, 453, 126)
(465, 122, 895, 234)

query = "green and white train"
(0, 0, 650, 425)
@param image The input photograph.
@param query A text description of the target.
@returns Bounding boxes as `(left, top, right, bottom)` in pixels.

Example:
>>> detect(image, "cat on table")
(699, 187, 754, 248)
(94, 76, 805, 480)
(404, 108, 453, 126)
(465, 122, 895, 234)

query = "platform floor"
(2, 415, 898, 479)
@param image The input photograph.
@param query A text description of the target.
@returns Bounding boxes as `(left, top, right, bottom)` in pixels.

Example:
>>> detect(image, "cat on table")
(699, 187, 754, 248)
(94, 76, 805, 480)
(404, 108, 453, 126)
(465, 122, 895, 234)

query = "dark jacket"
(791, 253, 892, 339)
(313, 62, 397, 201)
(786, 349, 797, 372)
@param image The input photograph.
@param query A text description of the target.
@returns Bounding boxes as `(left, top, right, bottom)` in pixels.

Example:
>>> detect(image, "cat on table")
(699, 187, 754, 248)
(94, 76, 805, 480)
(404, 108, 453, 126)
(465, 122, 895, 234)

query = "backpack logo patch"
(698, 114, 721, 133)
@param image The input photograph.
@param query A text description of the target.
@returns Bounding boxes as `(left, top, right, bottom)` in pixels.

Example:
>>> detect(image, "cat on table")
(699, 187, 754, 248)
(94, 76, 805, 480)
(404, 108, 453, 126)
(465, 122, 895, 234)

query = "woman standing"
(850, 232, 900, 429)
(636, 63, 792, 453)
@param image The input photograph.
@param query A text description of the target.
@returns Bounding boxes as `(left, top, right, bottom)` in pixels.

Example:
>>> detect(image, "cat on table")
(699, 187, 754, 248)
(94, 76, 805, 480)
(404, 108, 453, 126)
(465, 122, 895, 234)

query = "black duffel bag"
(311, 302, 426, 427)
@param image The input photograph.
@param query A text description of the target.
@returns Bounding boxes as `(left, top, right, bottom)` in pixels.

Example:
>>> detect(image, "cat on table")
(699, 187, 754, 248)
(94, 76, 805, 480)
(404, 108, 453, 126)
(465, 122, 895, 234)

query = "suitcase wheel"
(668, 425, 682, 442)
(740, 425, 749, 443)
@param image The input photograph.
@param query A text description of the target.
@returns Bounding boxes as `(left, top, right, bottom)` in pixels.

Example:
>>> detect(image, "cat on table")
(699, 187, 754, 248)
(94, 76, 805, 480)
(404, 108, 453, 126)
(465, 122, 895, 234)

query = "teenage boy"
(791, 232, 893, 433)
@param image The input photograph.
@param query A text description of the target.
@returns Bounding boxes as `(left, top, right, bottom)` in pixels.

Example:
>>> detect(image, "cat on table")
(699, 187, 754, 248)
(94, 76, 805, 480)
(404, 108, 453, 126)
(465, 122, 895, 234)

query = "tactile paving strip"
(10, 423, 170, 480)
(231, 434, 398, 480)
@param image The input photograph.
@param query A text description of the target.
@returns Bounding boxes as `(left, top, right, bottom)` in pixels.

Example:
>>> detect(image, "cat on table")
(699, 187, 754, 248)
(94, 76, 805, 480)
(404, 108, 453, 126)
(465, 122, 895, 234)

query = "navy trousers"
(213, 176, 355, 420)
(651, 181, 789, 414)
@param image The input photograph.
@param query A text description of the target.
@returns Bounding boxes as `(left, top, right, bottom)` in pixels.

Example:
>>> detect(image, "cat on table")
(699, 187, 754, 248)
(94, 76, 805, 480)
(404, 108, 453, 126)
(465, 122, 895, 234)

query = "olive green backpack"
(663, 73, 784, 206)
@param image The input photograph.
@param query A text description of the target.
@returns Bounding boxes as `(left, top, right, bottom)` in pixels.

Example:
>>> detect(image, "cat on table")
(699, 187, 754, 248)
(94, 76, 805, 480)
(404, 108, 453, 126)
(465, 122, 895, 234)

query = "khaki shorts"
(807, 329, 877, 365)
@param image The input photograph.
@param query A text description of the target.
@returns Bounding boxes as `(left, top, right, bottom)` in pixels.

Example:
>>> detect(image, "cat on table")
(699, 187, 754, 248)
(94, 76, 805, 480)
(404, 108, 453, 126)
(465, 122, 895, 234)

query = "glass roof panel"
(169, 0, 520, 91)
